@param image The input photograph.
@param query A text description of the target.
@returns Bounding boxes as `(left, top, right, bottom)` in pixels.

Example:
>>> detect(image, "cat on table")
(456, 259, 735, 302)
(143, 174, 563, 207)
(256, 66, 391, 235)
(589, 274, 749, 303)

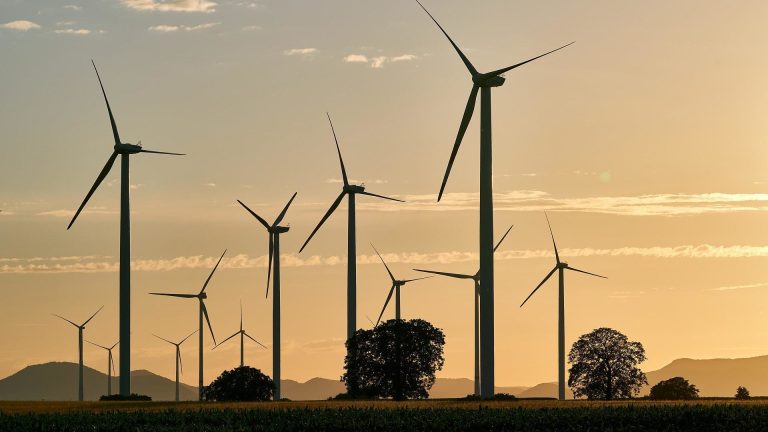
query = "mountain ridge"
(2, 355, 767, 400)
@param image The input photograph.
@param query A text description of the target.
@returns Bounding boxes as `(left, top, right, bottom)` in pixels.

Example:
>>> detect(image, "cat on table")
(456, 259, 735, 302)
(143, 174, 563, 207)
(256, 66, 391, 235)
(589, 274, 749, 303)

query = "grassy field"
(2, 399, 768, 431)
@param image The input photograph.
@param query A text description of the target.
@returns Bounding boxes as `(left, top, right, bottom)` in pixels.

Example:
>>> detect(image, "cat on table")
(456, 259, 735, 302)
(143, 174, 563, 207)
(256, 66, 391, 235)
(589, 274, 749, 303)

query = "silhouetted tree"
(343, 319, 445, 400)
(202, 366, 274, 401)
(735, 386, 751, 400)
(649, 377, 699, 400)
(568, 327, 647, 400)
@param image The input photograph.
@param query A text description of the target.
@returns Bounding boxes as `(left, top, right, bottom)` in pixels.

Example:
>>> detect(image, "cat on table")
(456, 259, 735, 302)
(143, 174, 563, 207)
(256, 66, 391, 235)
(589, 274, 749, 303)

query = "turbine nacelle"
(115, 142, 142, 154)
(272, 226, 290, 234)
(473, 74, 506, 88)
(198, 292, 207, 300)
(558, 262, 569, 269)
(344, 184, 365, 193)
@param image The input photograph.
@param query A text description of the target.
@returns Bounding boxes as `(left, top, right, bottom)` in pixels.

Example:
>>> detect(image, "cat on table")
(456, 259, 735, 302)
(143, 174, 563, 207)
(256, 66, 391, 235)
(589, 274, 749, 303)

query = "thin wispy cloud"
(325, 178, 387, 185)
(63, 5, 82, 11)
(343, 53, 418, 69)
(36, 207, 115, 218)
(284, 48, 317, 56)
(362, 191, 768, 217)
(241, 25, 261, 31)
(4, 244, 768, 274)
(55, 28, 96, 35)
(148, 22, 219, 32)
(1, 21, 41, 31)
(711, 282, 768, 292)
(122, 0, 217, 13)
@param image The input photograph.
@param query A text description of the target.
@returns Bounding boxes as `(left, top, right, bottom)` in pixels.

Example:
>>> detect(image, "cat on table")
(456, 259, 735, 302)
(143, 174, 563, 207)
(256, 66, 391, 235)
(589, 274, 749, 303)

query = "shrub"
(203, 366, 274, 402)
(735, 386, 751, 400)
(99, 393, 152, 401)
(649, 377, 699, 400)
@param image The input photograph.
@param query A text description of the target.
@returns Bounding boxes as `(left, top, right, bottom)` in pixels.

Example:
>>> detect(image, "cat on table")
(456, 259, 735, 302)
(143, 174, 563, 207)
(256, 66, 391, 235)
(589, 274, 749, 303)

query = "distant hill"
(643, 355, 768, 397)
(3, 355, 768, 400)
(0, 362, 198, 401)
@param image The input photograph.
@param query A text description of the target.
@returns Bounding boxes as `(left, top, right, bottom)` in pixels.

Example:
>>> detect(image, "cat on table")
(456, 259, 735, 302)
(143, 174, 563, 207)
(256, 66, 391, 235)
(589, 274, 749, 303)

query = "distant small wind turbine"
(414, 224, 512, 396)
(53, 306, 103, 401)
(237, 192, 296, 401)
(150, 249, 226, 401)
(68, 61, 184, 396)
(214, 301, 266, 368)
(415, 0, 572, 399)
(371, 244, 432, 325)
(299, 114, 403, 342)
(154, 330, 197, 402)
(85, 339, 119, 397)
(520, 213, 606, 401)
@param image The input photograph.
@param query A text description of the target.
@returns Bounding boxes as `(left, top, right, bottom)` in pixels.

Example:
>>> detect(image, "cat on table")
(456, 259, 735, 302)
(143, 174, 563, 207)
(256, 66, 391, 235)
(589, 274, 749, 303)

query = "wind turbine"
(414, 0, 572, 399)
(154, 330, 197, 402)
(520, 214, 606, 400)
(371, 244, 432, 325)
(85, 339, 119, 397)
(214, 301, 267, 368)
(299, 114, 403, 342)
(53, 306, 103, 401)
(150, 249, 225, 401)
(67, 61, 184, 396)
(237, 192, 296, 400)
(414, 224, 512, 396)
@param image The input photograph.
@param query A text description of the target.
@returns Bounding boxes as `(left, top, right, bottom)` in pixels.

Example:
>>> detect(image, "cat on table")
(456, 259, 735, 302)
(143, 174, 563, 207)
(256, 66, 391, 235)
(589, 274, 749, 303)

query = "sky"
(1, 0, 768, 389)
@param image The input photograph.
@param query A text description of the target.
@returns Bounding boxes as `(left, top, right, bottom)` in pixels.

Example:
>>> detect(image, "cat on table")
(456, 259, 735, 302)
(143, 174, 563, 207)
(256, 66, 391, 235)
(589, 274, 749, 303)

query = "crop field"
(2, 400, 768, 431)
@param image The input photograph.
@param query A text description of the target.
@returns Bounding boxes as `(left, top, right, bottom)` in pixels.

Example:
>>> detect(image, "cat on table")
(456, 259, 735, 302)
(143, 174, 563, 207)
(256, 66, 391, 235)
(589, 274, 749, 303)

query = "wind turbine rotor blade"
(67, 151, 119, 230)
(375, 285, 397, 326)
(326, 113, 349, 186)
(177, 349, 183, 375)
(520, 267, 557, 307)
(545, 212, 560, 264)
(149, 292, 197, 299)
(110, 353, 115, 376)
(236, 200, 270, 230)
(214, 331, 240, 349)
(567, 267, 607, 279)
(266, 233, 273, 298)
(82, 305, 104, 326)
(239, 300, 243, 331)
(179, 329, 198, 345)
(53, 314, 79, 328)
(153, 334, 176, 346)
(200, 249, 227, 294)
(493, 224, 514, 252)
(201, 302, 216, 345)
(413, 269, 474, 279)
(110, 340, 120, 350)
(273, 192, 297, 227)
(438, 85, 479, 202)
(402, 275, 435, 283)
(138, 149, 185, 156)
(358, 191, 404, 203)
(371, 244, 396, 283)
(484, 42, 574, 78)
(414, 0, 478, 76)
(91, 60, 121, 146)
(244, 332, 267, 349)
(299, 191, 345, 253)
(85, 340, 108, 350)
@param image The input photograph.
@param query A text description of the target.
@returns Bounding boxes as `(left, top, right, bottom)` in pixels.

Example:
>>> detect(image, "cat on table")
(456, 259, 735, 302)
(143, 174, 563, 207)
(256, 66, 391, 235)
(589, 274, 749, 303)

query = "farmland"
(2, 399, 768, 431)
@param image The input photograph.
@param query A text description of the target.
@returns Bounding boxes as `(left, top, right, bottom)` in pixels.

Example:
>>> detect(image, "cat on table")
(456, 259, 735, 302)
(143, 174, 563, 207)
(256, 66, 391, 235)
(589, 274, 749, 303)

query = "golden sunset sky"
(1, 0, 768, 388)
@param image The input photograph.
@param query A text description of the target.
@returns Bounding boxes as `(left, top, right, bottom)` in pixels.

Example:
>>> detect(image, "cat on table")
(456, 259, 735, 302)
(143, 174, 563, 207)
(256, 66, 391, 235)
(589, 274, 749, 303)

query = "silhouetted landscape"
(4, 355, 768, 401)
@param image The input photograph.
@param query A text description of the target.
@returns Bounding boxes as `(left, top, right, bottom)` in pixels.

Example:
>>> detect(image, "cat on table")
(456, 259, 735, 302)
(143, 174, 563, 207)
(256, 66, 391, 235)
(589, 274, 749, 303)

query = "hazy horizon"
(2, 0, 768, 389)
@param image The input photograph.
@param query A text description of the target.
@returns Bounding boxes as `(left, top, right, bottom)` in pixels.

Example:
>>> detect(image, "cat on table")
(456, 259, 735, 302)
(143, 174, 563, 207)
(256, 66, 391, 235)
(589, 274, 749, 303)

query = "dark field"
(2, 400, 768, 431)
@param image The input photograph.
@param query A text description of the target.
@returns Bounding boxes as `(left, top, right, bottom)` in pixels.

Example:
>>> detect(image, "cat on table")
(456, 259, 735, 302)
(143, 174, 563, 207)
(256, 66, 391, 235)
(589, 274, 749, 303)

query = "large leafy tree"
(203, 366, 274, 401)
(343, 319, 445, 400)
(649, 377, 699, 400)
(568, 327, 647, 400)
